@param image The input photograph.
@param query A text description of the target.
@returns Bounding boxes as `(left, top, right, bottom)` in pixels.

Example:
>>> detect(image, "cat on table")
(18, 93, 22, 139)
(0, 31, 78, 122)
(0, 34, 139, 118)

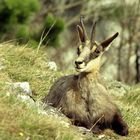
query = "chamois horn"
(90, 21, 97, 47)
(80, 16, 88, 40)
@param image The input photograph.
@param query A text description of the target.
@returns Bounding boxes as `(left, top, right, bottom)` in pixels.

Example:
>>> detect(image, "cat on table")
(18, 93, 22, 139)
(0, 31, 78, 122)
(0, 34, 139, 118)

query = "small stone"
(13, 82, 32, 96)
(47, 61, 57, 71)
(17, 95, 35, 105)
(60, 121, 70, 128)
(98, 134, 105, 139)
(78, 126, 90, 134)
(38, 110, 47, 115)
(0, 61, 5, 70)
(19, 132, 24, 136)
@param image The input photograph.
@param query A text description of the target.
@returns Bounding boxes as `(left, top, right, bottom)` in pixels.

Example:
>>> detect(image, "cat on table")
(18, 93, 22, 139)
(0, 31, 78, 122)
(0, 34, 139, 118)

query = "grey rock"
(12, 82, 32, 96)
(47, 61, 57, 71)
(107, 80, 130, 96)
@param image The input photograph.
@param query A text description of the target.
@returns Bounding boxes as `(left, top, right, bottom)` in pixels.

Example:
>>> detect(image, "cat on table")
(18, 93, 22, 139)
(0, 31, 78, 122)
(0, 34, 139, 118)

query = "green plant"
(0, 0, 40, 41)
(38, 14, 65, 46)
(16, 24, 30, 43)
(3, 0, 40, 23)
(0, 43, 140, 140)
(28, 40, 39, 49)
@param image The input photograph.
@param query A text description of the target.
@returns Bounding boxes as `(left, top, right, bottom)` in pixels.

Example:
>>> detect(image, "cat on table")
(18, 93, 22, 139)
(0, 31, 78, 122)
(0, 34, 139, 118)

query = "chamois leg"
(112, 113, 128, 136)
(73, 119, 103, 134)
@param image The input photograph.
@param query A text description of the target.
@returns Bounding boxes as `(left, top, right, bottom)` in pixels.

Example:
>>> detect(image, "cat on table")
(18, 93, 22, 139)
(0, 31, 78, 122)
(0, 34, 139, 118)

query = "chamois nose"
(75, 60, 83, 66)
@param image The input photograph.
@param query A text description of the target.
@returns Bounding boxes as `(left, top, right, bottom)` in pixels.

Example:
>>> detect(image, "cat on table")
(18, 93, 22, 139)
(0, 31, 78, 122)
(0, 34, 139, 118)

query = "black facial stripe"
(83, 56, 90, 65)
(89, 52, 99, 60)
(95, 49, 100, 53)
(77, 48, 80, 55)
(77, 44, 84, 55)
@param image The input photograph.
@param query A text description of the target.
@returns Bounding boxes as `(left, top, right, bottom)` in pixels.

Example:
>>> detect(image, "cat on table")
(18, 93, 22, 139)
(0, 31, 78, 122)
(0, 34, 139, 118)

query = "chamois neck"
(79, 70, 100, 82)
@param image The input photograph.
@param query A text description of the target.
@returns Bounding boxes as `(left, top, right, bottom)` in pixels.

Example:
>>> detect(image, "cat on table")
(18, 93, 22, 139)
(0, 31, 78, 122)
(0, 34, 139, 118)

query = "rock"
(98, 134, 105, 139)
(107, 80, 130, 96)
(77, 126, 90, 134)
(17, 94, 35, 105)
(7, 81, 71, 128)
(7, 82, 35, 105)
(0, 58, 5, 70)
(47, 61, 57, 71)
(12, 82, 32, 96)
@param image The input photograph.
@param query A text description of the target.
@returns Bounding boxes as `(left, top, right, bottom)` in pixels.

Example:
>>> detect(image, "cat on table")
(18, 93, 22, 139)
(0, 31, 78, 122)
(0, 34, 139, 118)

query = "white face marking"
(75, 56, 101, 73)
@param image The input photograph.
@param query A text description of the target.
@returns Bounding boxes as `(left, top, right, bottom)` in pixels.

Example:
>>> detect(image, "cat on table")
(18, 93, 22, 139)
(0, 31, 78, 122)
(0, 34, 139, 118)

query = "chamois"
(43, 18, 128, 136)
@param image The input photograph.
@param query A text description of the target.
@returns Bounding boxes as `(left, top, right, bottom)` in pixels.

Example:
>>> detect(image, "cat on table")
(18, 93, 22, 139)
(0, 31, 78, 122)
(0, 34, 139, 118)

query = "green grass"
(0, 43, 87, 140)
(0, 43, 140, 140)
(0, 89, 84, 140)
(0, 43, 63, 100)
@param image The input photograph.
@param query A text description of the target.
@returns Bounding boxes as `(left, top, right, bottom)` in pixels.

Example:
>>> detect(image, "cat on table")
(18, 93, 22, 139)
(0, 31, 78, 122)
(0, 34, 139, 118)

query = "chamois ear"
(100, 32, 119, 51)
(77, 25, 86, 43)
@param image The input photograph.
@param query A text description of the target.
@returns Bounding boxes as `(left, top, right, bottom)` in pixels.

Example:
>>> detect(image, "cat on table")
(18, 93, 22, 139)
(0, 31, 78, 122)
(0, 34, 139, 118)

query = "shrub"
(37, 14, 65, 47)
(0, 0, 40, 41)
(1, 0, 40, 24)
(16, 24, 30, 43)
(28, 40, 39, 49)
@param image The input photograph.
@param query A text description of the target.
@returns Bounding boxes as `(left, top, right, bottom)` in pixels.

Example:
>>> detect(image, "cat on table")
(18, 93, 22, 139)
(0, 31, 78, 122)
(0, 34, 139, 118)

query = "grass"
(0, 90, 84, 140)
(0, 43, 140, 140)
(0, 43, 63, 100)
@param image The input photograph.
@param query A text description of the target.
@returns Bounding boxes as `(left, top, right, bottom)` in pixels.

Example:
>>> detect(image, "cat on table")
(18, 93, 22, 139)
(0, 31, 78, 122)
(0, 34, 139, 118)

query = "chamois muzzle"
(75, 60, 83, 65)
(75, 60, 85, 70)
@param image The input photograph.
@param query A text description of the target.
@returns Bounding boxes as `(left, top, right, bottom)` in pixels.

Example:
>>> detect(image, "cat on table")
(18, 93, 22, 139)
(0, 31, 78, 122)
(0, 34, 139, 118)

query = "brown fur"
(43, 18, 128, 136)
(43, 72, 128, 136)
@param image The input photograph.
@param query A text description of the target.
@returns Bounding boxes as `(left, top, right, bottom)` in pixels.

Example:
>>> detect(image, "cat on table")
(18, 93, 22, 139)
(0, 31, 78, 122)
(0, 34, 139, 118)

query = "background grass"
(0, 43, 140, 140)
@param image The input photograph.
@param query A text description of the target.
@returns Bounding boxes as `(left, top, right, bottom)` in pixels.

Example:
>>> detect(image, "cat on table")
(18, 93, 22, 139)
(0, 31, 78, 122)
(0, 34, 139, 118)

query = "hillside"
(0, 43, 140, 140)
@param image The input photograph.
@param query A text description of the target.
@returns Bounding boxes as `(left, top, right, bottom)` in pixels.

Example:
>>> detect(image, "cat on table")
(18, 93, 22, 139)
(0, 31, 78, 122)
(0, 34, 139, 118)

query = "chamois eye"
(95, 49, 100, 54)
(77, 45, 84, 55)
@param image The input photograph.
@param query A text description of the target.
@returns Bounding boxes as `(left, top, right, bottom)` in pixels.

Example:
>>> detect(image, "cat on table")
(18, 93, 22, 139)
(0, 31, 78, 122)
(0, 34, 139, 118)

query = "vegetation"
(0, 43, 63, 100)
(0, 0, 139, 82)
(0, 0, 64, 46)
(41, 0, 140, 84)
(0, 43, 84, 140)
(0, 43, 140, 140)
(35, 14, 65, 46)
(0, 0, 40, 42)
(0, 0, 140, 139)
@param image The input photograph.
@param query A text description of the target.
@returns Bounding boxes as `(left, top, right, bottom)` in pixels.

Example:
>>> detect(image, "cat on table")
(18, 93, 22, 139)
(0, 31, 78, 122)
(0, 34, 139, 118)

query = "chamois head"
(75, 17, 118, 73)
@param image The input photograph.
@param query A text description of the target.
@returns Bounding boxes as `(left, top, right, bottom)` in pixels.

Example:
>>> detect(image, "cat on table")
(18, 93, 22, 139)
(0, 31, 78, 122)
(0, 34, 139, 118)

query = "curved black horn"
(77, 25, 86, 42)
(90, 21, 97, 45)
(80, 16, 88, 40)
